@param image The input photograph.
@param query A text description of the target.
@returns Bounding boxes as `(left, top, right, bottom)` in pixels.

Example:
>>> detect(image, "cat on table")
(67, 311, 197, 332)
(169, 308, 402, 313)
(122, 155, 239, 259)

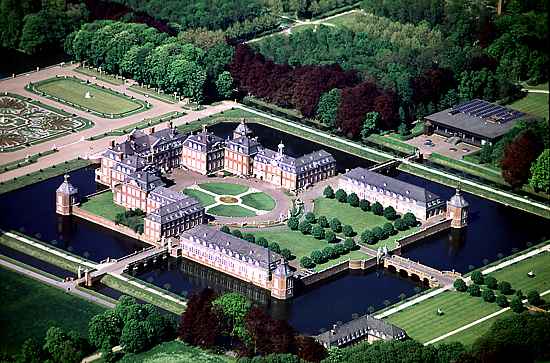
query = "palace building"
(339, 167, 445, 221)
(224, 134, 261, 176)
(170, 225, 294, 299)
(181, 125, 225, 175)
(314, 315, 407, 348)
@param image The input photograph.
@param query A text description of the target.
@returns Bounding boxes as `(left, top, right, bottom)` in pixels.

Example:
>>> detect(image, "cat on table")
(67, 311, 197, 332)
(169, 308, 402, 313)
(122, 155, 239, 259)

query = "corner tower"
(56, 174, 79, 215)
(446, 187, 469, 228)
(270, 260, 294, 299)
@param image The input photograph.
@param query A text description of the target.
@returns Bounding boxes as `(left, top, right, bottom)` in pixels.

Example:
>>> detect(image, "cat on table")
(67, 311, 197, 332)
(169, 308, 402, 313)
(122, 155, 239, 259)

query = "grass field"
(252, 228, 371, 271)
(208, 205, 256, 217)
(488, 251, 550, 294)
(324, 11, 362, 28)
(74, 66, 124, 85)
(241, 192, 276, 211)
(198, 182, 249, 195)
(34, 78, 143, 115)
(440, 310, 514, 347)
(80, 191, 125, 221)
(385, 291, 501, 343)
(183, 189, 216, 206)
(0, 266, 105, 355)
(313, 198, 420, 250)
(111, 340, 231, 363)
(509, 92, 549, 119)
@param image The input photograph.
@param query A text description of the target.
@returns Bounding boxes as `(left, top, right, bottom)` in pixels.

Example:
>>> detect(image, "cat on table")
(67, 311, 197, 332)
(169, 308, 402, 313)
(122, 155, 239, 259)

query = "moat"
(1, 122, 548, 334)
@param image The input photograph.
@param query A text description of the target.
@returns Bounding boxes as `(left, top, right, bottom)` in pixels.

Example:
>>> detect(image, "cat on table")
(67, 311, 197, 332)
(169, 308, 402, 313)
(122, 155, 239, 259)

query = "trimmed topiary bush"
(394, 217, 408, 231)
(382, 222, 395, 236)
(347, 193, 359, 207)
(323, 185, 334, 198)
(484, 276, 498, 289)
(304, 212, 316, 224)
(335, 189, 347, 202)
(330, 218, 342, 233)
(359, 199, 370, 211)
(342, 224, 354, 237)
(482, 289, 496, 302)
(220, 225, 230, 234)
(312, 225, 325, 239)
(360, 230, 377, 245)
(300, 256, 315, 269)
(468, 284, 481, 297)
(383, 206, 397, 220)
(310, 250, 324, 264)
(299, 221, 312, 235)
(471, 271, 484, 285)
(372, 226, 386, 241)
(343, 238, 356, 251)
(243, 233, 255, 243)
(325, 230, 336, 243)
(287, 217, 299, 230)
(269, 242, 281, 254)
(371, 202, 383, 215)
(498, 281, 512, 295)
(403, 212, 417, 227)
(280, 248, 292, 260)
(318, 216, 329, 228)
(453, 278, 467, 292)
(231, 229, 242, 239)
(256, 237, 268, 248)
(496, 294, 509, 307)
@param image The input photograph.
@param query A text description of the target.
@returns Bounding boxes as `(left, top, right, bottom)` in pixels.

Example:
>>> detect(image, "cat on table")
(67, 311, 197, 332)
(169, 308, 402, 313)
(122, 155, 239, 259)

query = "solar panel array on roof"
(449, 99, 524, 124)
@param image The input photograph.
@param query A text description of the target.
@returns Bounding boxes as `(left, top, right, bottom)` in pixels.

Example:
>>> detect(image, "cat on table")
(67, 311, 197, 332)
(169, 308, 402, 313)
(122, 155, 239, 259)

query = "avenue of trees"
(65, 21, 234, 103)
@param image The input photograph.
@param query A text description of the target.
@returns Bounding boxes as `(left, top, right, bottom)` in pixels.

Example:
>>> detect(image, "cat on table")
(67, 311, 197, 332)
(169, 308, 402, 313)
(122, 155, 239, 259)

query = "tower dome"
(448, 188, 469, 208)
(233, 119, 252, 139)
(56, 174, 79, 215)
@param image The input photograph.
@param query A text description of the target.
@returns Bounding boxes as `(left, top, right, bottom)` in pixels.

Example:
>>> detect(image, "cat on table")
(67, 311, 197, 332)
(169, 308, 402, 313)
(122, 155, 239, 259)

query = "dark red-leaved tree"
(411, 67, 455, 104)
(295, 335, 327, 362)
(245, 307, 296, 356)
(337, 81, 382, 138)
(179, 288, 223, 349)
(501, 130, 544, 188)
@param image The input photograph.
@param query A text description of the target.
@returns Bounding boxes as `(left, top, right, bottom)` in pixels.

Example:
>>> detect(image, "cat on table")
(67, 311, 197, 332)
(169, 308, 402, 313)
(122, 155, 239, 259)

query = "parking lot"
(406, 134, 479, 159)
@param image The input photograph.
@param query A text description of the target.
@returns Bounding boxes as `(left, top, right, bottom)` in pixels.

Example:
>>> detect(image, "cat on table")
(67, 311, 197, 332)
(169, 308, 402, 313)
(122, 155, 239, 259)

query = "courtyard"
(29, 77, 147, 118)
(0, 93, 93, 152)
(406, 134, 479, 160)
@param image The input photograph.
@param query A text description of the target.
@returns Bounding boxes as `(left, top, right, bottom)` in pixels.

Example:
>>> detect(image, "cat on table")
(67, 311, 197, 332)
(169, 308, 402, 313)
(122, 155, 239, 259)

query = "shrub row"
(300, 238, 358, 269)
(220, 226, 292, 260)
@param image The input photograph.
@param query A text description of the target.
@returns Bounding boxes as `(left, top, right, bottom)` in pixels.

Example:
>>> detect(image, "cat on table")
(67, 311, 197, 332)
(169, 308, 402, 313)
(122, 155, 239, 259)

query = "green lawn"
(111, 340, 231, 363)
(241, 192, 276, 211)
(74, 66, 124, 85)
(198, 182, 249, 195)
(509, 92, 549, 119)
(252, 228, 371, 271)
(0, 267, 106, 355)
(386, 291, 501, 343)
(208, 205, 256, 217)
(80, 191, 126, 221)
(34, 78, 143, 115)
(488, 251, 550, 294)
(183, 188, 216, 206)
(313, 197, 419, 250)
(324, 12, 362, 28)
(440, 310, 514, 347)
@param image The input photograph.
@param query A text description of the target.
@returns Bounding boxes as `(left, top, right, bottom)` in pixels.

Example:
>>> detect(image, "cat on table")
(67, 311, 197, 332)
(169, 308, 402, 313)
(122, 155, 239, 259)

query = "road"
(0, 256, 115, 308)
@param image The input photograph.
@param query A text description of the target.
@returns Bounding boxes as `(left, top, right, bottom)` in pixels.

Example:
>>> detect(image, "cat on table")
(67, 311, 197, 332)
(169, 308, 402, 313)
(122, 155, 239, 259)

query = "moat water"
(0, 122, 548, 334)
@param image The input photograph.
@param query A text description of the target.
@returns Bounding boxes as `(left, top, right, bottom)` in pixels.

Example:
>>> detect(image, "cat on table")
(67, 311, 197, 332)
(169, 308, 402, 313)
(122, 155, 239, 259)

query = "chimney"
(149, 127, 155, 135)
(202, 124, 207, 133)
(168, 121, 173, 129)
(110, 140, 115, 148)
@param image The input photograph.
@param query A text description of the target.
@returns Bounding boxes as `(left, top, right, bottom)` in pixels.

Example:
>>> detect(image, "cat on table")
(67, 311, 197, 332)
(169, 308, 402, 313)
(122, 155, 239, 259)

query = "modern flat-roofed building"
(424, 99, 533, 146)
(171, 225, 294, 299)
(314, 315, 407, 348)
(181, 125, 225, 175)
(254, 143, 336, 190)
(339, 167, 445, 221)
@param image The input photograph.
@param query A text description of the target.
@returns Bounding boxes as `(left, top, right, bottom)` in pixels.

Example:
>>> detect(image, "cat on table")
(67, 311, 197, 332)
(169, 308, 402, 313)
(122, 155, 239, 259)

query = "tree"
(482, 289, 496, 303)
(479, 143, 494, 164)
(398, 123, 409, 136)
(120, 320, 148, 353)
(323, 185, 335, 198)
(318, 215, 329, 228)
(257, 237, 269, 248)
(382, 222, 395, 236)
(529, 149, 550, 193)
(269, 242, 281, 254)
(19, 338, 42, 363)
(360, 230, 377, 245)
(300, 256, 314, 268)
(310, 250, 324, 264)
(335, 189, 347, 202)
(527, 290, 542, 306)
(220, 225, 230, 234)
(346, 193, 359, 207)
(43, 327, 86, 363)
(280, 248, 292, 260)
(88, 310, 122, 349)
(299, 221, 312, 235)
(344, 238, 356, 251)
(232, 229, 242, 239)
(371, 202, 383, 215)
(501, 130, 544, 188)
(359, 199, 370, 211)
(295, 335, 327, 362)
(245, 307, 295, 356)
(329, 218, 342, 233)
(167, 59, 207, 103)
(316, 88, 341, 127)
(287, 216, 299, 230)
(325, 230, 336, 243)
(372, 226, 386, 241)
(471, 271, 484, 285)
(468, 284, 481, 297)
(394, 217, 408, 231)
(322, 246, 336, 260)
(304, 212, 316, 224)
(243, 233, 255, 243)
(496, 294, 509, 308)
(212, 293, 252, 344)
(342, 225, 354, 237)
(361, 112, 380, 141)
(215, 71, 233, 99)
(453, 278, 467, 292)
(383, 206, 398, 220)
(484, 276, 498, 289)
(179, 289, 222, 348)
(510, 296, 524, 313)
(312, 225, 325, 239)
(498, 281, 512, 295)
(402, 212, 417, 227)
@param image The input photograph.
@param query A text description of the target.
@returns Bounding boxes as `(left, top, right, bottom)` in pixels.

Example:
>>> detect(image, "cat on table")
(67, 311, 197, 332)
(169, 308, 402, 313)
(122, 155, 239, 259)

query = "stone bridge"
(368, 152, 419, 173)
(78, 246, 168, 286)
(383, 254, 460, 288)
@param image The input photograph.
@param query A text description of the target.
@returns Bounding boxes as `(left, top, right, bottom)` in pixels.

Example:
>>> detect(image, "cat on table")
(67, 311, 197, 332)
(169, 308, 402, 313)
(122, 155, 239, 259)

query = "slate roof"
(226, 136, 261, 156)
(145, 194, 203, 224)
(148, 186, 187, 205)
(315, 315, 407, 347)
(234, 120, 252, 137)
(125, 170, 164, 192)
(425, 99, 532, 140)
(448, 188, 469, 208)
(111, 127, 185, 156)
(254, 148, 335, 174)
(180, 225, 283, 269)
(56, 175, 78, 195)
(342, 167, 442, 206)
(183, 130, 224, 152)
